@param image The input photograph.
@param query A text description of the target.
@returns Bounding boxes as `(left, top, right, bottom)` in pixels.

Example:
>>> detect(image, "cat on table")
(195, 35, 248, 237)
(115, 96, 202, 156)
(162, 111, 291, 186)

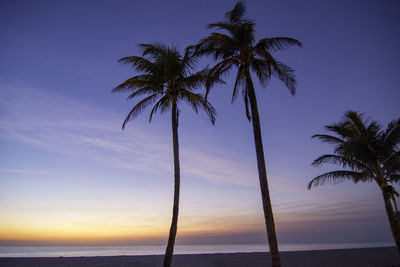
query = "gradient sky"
(0, 0, 399, 246)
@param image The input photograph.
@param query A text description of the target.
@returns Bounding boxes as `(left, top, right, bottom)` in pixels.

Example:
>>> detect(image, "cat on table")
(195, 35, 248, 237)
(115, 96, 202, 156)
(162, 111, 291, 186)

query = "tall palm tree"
(308, 110, 400, 255)
(192, 2, 301, 266)
(112, 43, 216, 267)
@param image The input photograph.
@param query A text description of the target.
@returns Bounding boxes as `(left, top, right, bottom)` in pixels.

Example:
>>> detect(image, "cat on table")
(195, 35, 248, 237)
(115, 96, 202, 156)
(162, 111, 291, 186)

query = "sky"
(0, 0, 399, 247)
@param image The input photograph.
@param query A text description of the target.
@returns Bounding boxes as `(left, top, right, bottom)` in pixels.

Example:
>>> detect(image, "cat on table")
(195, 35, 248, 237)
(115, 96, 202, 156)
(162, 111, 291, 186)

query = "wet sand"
(0, 246, 398, 266)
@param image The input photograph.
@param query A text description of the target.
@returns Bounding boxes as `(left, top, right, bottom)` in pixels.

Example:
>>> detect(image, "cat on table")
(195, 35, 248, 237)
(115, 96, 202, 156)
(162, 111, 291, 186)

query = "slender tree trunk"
(246, 69, 281, 267)
(381, 189, 400, 256)
(163, 102, 180, 267)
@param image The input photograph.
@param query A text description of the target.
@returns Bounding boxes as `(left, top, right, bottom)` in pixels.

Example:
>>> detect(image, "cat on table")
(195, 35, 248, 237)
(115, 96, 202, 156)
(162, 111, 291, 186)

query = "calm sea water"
(0, 242, 394, 257)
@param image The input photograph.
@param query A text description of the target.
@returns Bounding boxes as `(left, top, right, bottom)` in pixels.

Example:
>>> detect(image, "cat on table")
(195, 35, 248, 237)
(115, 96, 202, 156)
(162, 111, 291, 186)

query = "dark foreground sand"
(0, 247, 398, 267)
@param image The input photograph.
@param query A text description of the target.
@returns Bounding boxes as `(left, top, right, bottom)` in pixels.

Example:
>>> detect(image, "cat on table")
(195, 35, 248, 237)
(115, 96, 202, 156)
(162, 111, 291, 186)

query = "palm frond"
(118, 56, 154, 72)
(312, 134, 345, 145)
(256, 37, 302, 52)
(389, 174, 400, 183)
(205, 58, 238, 97)
(225, 1, 248, 23)
(139, 43, 169, 59)
(148, 95, 171, 123)
(312, 154, 371, 172)
(180, 68, 208, 91)
(121, 93, 159, 129)
(232, 65, 246, 103)
(179, 89, 216, 124)
(125, 87, 163, 100)
(307, 170, 367, 190)
(195, 32, 237, 59)
(343, 110, 369, 137)
(252, 48, 295, 94)
(325, 122, 353, 140)
(272, 61, 296, 96)
(208, 22, 237, 32)
(384, 151, 400, 170)
(242, 88, 251, 121)
(383, 119, 400, 152)
(250, 59, 270, 87)
(181, 47, 199, 73)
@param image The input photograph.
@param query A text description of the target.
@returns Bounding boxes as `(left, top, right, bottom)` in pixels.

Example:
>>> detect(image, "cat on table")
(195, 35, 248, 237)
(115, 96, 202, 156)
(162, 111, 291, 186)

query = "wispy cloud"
(0, 83, 256, 186)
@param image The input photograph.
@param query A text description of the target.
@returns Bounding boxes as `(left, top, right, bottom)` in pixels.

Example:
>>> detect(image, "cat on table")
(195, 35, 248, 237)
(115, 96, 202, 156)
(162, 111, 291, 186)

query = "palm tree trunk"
(382, 189, 400, 256)
(163, 102, 180, 267)
(245, 69, 281, 267)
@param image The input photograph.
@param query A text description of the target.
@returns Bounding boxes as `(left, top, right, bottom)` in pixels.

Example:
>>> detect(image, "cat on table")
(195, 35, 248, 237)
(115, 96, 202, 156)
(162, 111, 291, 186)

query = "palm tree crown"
(309, 111, 400, 189)
(194, 1, 302, 120)
(113, 43, 216, 127)
(309, 110, 400, 255)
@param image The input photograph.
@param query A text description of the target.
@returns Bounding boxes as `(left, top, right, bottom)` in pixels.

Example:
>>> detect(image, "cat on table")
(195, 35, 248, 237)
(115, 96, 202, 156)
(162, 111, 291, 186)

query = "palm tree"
(308, 110, 400, 255)
(192, 2, 301, 266)
(112, 43, 216, 267)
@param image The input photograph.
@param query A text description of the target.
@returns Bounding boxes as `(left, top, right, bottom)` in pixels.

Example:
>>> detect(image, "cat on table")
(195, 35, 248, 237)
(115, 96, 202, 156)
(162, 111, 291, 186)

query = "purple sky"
(0, 0, 399, 246)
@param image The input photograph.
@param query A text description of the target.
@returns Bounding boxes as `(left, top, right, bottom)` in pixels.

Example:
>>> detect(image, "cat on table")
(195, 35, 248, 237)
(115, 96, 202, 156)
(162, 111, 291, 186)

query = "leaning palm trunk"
(246, 70, 281, 267)
(163, 102, 181, 267)
(381, 188, 400, 255)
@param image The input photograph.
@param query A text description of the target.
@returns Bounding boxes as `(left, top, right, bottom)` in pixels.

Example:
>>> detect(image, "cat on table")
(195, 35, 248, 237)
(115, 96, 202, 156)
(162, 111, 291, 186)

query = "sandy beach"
(0, 247, 398, 267)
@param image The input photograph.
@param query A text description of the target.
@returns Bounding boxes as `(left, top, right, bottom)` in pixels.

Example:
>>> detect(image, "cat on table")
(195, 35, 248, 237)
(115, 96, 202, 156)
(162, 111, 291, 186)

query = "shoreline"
(0, 247, 398, 266)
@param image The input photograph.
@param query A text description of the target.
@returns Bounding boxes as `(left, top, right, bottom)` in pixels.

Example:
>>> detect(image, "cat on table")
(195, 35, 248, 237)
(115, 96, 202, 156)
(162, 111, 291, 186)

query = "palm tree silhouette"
(192, 2, 301, 266)
(309, 110, 400, 255)
(113, 43, 216, 267)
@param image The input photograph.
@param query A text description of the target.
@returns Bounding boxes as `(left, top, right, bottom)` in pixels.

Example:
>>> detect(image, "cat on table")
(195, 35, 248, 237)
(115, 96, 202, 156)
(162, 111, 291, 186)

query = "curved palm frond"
(252, 47, 297, 95)
(383, 119, 400, 152)
(250, 59, 270, 87)
(148, 95, 171, 123)
(140, 43, 170, 59)
(232, 65, 246, 103)
(311, 154, 372, 171)
(118, 56, 154, 72)
(195, 32, 237, 59)
(385, 151, 400, 170)
(242, 87, 251, 121)
(179, 69, 208, 90)
(312, 134, 345, 145)
(225, 1, 248, 23)
(126, 86, 163, 100)
(122, 93, 159, 129)
(255, 37, 302, 52)
(112, 75, 161, 93)
(179, 89, 216, 124)
(208, 22, 238, 32)
(308, 170, 367, 190)
(343, 110, 370, 137)
(205, 58, 239, 97)
(389, 174, 400, 183)
(271, 61, 296, 96)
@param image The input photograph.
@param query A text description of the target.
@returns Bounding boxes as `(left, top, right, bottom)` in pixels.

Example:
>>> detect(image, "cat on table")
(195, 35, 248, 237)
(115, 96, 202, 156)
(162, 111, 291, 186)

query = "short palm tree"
(308, 110, 400, 255)
(112, 43, 216, 267)
(193, 2, 301, 266)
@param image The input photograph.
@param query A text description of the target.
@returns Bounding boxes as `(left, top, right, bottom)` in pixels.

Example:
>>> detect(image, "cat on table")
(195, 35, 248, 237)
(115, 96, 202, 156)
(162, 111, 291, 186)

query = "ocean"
(0, 242, 394, 257)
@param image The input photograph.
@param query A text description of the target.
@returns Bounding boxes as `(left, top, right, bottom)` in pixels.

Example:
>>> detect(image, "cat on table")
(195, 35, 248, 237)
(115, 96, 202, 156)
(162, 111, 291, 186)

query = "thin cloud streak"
(0, 83, 256, 186)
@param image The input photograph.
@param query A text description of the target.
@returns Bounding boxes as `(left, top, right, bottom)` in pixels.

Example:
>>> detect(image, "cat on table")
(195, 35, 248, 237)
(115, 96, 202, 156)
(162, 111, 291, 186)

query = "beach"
(0, 247, 398, 267)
